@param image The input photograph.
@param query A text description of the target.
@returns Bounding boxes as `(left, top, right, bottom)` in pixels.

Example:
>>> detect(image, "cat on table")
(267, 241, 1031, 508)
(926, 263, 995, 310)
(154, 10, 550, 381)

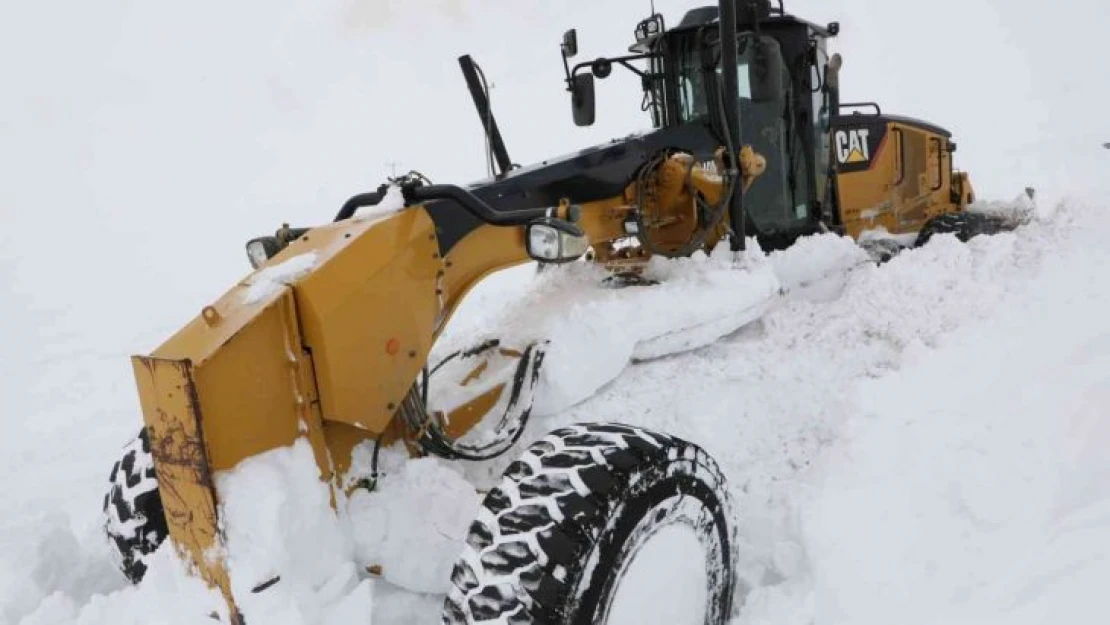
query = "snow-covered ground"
(735, 201, 1110, 625)
(5, 194, 1109, 625)
(5, 0, 1110, 623)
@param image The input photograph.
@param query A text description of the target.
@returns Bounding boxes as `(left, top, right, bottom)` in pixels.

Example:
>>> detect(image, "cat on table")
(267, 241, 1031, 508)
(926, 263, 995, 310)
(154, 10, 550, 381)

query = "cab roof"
(674, 4, 833, 38)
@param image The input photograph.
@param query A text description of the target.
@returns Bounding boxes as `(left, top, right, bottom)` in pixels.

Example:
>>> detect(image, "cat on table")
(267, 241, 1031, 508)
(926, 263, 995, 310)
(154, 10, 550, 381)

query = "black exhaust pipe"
(719, 0, 746, 251)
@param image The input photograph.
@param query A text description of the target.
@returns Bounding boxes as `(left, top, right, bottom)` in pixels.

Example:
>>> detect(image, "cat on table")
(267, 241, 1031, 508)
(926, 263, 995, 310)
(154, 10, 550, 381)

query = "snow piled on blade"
(242, 252, 319, 305)
(214, 439, 372, 625)
(346, 455, 479, 595)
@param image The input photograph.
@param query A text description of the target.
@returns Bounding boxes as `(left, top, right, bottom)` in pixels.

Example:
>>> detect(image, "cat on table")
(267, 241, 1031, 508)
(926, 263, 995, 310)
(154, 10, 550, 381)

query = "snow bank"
(432, 244, 781, 418)
(1, 513, 127, 625)
(733, 201, 1110, 624)
(9, 198, 1105, 625)
(531, 248, 778, 415)
(967, 189, 1039, 223)
(523, 202, 1105, 625)
(215, 438, 372, 625)
(767, 233, 871, 300)
(10, 437, 478, 625)
(346, 456, 479, 595)
(10, 533, 225, 625)
(13, 433, 387, 625)
(792, 239, 1110, 624)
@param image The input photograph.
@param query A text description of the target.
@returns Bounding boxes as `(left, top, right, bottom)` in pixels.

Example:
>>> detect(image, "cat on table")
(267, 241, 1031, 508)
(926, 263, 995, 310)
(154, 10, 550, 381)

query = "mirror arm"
(616, 59, 648, 79)
(570, 52, 655, 80)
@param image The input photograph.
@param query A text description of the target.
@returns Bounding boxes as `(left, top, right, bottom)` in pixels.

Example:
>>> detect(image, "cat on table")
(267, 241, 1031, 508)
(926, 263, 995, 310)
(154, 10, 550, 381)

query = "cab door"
(890, 124, 954, 231)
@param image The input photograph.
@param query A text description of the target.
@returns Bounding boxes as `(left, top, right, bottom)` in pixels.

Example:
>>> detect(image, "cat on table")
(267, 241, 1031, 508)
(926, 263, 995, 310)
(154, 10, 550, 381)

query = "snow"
(736, 200, 1110, 625)
(8, 199, 1110, 625)
(9, 197, 1110, 625)
(2, 534, 227, 625)
(5, 1, 1110, 624)
(214, 438, 372, 625)
(606, 522, 708, 625)
(353, 185, 407, 221)
(346, 457, 479, 595)
(766, 233, 870, 298)
(856, 226, 919, 249)
(242, 251, 319, 305)
(967, 190, 1040, 225)
(431, 246, 781, 418)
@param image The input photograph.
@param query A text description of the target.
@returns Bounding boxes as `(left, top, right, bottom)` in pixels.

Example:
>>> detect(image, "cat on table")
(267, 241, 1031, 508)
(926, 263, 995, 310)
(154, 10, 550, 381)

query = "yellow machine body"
(131, 150, 763, 616)
(832, 114, 975, 240)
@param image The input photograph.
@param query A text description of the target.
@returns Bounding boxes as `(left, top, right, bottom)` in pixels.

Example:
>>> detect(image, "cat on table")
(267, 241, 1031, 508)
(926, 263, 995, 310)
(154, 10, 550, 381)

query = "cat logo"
(835, 128, 871, 165)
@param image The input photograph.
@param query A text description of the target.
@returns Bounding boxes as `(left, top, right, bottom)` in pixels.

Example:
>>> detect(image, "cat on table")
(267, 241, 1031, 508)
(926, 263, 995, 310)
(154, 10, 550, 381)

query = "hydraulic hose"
(334, 185, 390, 222)
(404, 184, 548, 227)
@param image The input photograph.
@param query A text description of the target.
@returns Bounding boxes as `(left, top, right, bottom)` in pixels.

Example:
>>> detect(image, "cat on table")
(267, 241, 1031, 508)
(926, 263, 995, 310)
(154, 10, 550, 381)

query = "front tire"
(442, 423, 738, 625)
(102, 428, 168, 584)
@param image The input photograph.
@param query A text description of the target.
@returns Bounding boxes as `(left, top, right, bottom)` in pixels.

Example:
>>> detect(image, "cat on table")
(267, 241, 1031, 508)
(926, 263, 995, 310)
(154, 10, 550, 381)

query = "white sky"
(0, 0, 1107, 378)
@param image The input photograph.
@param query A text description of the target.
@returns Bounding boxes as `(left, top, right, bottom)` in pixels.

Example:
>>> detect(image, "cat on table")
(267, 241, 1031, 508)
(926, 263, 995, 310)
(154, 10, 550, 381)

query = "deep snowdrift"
(6, 193, 1109, 625)
(735, 200, 1110, 624)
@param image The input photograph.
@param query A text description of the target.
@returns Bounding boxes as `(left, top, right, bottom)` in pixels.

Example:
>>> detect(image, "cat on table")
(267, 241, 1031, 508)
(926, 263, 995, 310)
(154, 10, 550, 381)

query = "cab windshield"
(675, 33, 809, 233)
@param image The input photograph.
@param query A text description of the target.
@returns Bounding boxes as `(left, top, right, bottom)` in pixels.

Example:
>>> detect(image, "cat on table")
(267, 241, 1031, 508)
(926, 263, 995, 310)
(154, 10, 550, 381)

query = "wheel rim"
(599, 495, 718, 625)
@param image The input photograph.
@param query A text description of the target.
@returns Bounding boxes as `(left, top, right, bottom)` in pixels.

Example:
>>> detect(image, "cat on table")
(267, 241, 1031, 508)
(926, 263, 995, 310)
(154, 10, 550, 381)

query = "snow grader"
(103, 1, 1000, 623)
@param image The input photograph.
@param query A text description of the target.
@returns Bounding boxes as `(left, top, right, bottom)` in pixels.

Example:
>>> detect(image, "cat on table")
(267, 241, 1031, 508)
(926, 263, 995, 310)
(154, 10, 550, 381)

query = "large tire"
(102, 427, 168, 584)
(442, 423, 738, 625)
(914, 211, 1008, 247)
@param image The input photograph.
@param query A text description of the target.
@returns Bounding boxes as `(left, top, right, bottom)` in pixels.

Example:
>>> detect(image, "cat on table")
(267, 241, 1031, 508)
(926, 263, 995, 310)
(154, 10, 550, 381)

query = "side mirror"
(526, 218, 588, 264)
(570, 73, 596, 127)
(750, 37, 785, 103)
(562, 29, 579, 59)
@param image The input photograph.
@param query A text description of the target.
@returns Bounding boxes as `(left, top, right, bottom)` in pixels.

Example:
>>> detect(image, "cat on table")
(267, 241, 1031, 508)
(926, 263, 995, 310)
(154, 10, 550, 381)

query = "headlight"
(246, 236, 281, 270)
(525, 218, 588, 264)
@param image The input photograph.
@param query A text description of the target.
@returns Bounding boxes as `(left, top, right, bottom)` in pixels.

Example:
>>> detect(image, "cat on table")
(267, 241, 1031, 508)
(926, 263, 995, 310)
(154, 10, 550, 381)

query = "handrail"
(334, 185, 390, 222)
(840, 102, 882, 116)
(892, 127, 905, 186)
(404, 184, 548, 227)
(930, 137, 944, 192)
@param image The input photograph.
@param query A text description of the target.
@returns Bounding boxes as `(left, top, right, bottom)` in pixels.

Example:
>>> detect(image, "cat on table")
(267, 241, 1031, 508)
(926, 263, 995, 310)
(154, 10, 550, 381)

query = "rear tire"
(442, 423, 738, 625)
(102, 427, 167, 584)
